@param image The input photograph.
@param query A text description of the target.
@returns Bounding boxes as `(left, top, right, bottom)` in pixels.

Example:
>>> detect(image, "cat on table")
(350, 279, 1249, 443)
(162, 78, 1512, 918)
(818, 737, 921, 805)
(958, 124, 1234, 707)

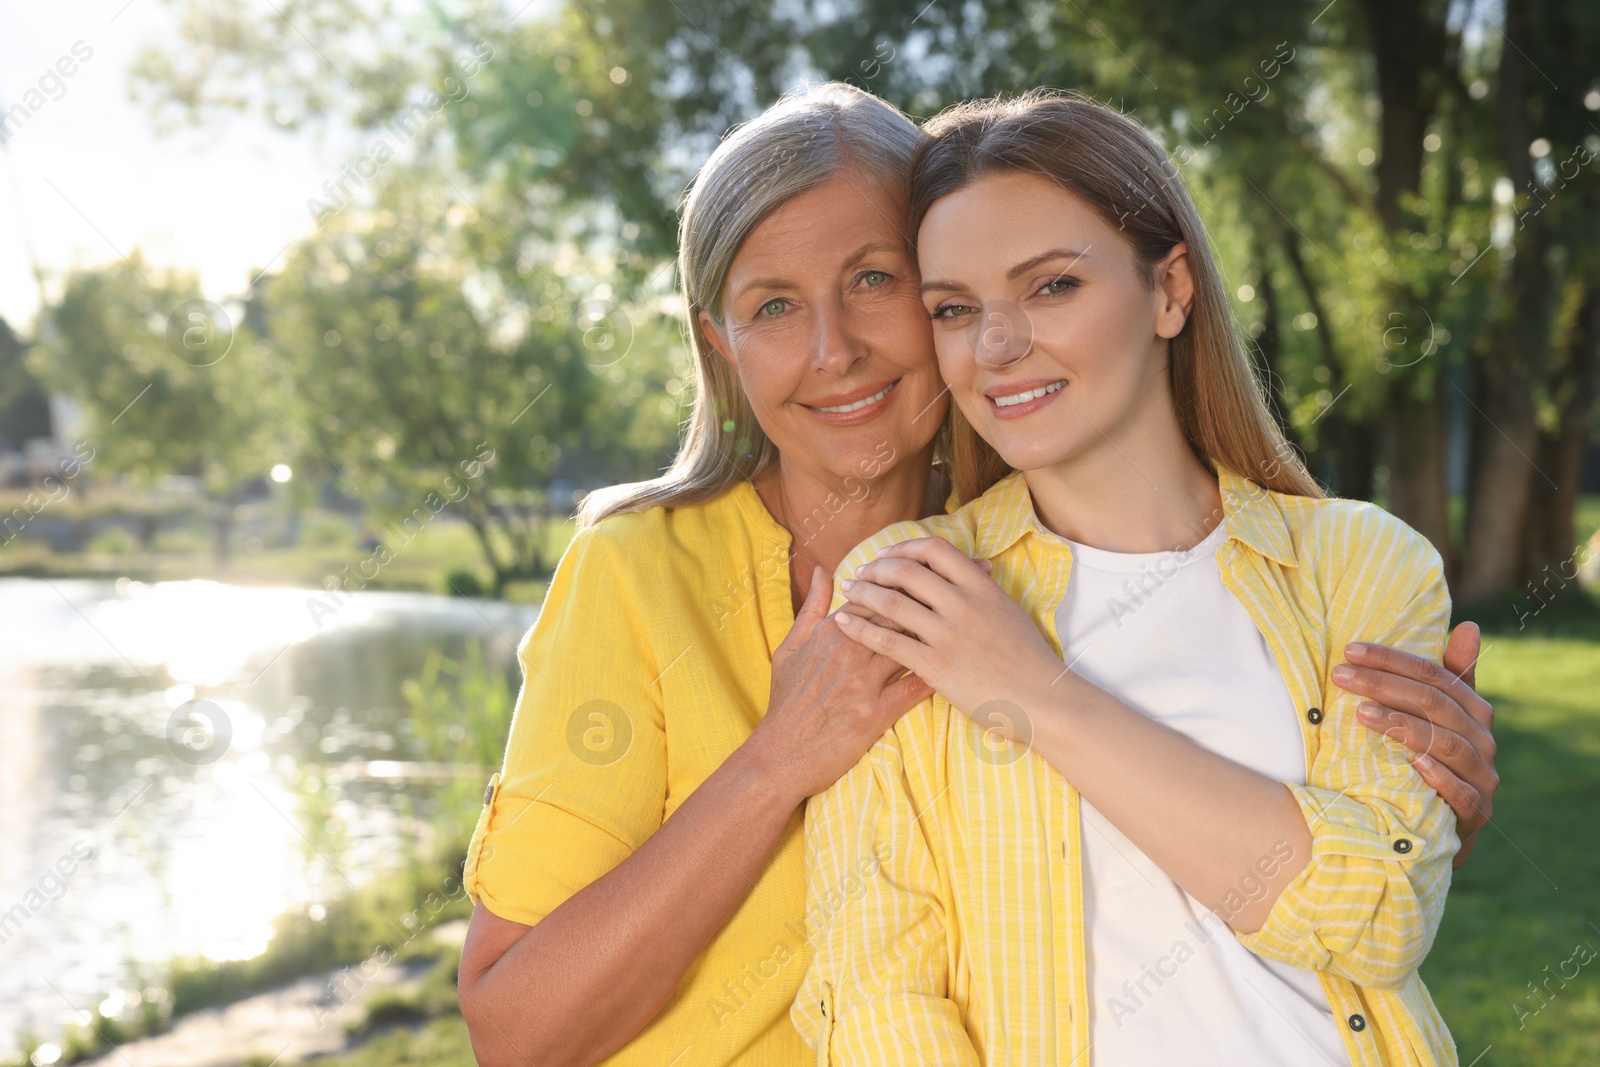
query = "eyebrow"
(920, 247, 1093, 295)
(733, 242, 905, 300)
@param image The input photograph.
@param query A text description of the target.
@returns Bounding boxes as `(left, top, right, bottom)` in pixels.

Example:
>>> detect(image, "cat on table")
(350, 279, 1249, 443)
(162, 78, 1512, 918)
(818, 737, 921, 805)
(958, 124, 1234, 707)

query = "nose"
(809, 298, 866, 378)
(970, 300, 1033, 368)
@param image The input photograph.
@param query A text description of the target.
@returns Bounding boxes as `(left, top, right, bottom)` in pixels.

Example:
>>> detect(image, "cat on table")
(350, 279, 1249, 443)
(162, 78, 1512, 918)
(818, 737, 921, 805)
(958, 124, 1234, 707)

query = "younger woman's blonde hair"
(907, 89, 1320, 504)
(579, 82, 926, 527)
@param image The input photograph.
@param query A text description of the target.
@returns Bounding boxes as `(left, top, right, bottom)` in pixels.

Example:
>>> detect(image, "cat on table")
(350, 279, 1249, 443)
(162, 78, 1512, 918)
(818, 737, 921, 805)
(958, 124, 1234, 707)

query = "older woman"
(455, 83, 1498, 1067)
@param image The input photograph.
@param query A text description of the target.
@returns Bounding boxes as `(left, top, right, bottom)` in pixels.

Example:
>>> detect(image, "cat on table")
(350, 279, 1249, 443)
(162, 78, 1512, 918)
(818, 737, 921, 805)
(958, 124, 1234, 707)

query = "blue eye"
(860, 270, 888, 287)
(758, 298, 788, 318)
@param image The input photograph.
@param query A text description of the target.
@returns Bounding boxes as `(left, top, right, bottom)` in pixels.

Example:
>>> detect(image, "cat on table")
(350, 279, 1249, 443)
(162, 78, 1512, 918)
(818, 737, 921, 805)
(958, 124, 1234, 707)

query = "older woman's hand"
(749, 567, 935, 802)
(1333, 622, 1498, 868)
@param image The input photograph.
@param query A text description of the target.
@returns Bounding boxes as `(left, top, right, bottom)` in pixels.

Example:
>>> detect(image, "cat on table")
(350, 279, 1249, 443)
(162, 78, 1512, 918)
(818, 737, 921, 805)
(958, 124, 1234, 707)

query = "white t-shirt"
(1052, 520, 1351, 1067)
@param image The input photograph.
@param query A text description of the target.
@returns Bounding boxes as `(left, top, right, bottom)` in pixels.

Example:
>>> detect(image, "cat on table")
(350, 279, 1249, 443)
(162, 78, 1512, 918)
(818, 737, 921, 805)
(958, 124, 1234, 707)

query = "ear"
(698, 309, 736, 370)
(1153, 243, 1195, 340)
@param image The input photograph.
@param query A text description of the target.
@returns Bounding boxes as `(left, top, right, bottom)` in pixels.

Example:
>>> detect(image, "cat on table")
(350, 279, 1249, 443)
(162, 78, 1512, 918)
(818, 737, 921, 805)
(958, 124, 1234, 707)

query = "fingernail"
(1332, 664, 1355, 683)
(1413, 753, 1436, 772)
(835, 612, 856, 626)
(1345, 642, 1370, 659)
(839, 579, 855, 593)
(1357, 702, 1381, 721)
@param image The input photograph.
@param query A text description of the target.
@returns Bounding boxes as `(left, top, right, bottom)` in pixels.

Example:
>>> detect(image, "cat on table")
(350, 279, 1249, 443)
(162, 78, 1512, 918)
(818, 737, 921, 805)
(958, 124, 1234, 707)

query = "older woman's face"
(699, 171, 947, 488)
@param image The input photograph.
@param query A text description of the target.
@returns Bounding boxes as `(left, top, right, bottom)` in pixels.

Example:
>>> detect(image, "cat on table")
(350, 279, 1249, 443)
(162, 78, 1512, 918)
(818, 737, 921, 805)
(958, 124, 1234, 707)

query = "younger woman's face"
(916, 171, 1192, 475)
(700, 171, 948, 488)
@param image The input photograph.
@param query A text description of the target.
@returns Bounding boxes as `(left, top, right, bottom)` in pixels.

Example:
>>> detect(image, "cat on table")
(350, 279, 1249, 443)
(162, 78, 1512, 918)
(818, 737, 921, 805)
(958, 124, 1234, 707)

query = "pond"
(0, 577, 536, 1056)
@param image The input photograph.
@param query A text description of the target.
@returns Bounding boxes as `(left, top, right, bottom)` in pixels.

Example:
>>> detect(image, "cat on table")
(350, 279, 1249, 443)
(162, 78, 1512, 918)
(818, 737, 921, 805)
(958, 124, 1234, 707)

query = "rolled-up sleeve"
(1239, 512, 1458, 989)
(463, 527, 667, 928)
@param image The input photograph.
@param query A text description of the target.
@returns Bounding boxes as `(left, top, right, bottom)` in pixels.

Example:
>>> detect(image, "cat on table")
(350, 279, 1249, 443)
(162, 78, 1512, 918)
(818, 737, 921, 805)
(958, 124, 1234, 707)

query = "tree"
(33, 256, 281, 563)
(258, 169, 684, 595)
(131, 0, 1600, 601)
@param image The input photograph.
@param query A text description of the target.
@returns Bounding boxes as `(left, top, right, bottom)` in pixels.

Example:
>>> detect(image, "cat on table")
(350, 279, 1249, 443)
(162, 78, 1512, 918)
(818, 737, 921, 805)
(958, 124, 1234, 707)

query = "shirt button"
(1348, 1013, 1367, 1032)
(1307, 707, 1324, 724)
(1393, 838, 1413, 854)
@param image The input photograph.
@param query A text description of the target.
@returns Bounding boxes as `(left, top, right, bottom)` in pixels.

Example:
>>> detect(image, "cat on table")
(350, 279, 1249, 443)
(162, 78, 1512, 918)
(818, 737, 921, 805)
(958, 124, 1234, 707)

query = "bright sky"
(0, 1, 332, 328)
(0, 0, 553, 332)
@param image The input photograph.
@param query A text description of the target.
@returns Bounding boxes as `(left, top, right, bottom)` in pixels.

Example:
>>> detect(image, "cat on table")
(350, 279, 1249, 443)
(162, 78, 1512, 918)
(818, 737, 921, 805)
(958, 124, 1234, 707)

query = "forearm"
(461, 743, 803, 1067)
(1026, 677, 1311, 932)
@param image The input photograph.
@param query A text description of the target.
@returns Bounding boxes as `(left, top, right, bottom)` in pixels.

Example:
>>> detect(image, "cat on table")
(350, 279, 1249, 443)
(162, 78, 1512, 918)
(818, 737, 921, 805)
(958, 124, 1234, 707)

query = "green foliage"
(306, 1014, 476, 1067)
(165, 858, 471, 1018)
(402, 638, 517, 841)
(256, 164, 684, 590)
(345, 950, 463, 1037)
(442, 567, 485, 597)
(33, 257, 281, 497)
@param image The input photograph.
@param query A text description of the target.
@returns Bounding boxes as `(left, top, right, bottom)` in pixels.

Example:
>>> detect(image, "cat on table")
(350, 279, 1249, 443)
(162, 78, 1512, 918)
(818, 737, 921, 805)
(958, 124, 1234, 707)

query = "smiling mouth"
(991, 380, 1066, 408)
(805, 380, 899, 413)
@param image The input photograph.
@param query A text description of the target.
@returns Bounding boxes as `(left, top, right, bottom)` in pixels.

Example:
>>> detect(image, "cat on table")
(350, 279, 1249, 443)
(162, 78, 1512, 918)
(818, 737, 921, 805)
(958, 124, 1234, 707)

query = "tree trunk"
(1521, 280, 1600, 585)
(1273, 222, 1373, 497)
(1458, 386, 1540, 602)
(1325, 419, 1377, 501)
(461, 501, 513, 599)
(1458, 237, 1553, 602)
(1458, 0, 1561, 604)
(1384, 385, 1452, 566)
(1356, 0, 1444, 229)
(1349, 0, 1456, 545)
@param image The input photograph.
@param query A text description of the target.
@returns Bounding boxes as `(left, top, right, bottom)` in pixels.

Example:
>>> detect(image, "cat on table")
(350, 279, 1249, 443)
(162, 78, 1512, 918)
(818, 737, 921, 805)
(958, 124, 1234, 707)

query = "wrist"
(1011, 661, 1084, 747)
(728, 728, 809, 812)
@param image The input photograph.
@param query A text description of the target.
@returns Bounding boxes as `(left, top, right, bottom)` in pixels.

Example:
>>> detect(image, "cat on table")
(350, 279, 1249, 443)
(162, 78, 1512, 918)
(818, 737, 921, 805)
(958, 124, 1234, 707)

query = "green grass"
(1420, 592, 1600, 1065)
(304, 1016, 475, 1067)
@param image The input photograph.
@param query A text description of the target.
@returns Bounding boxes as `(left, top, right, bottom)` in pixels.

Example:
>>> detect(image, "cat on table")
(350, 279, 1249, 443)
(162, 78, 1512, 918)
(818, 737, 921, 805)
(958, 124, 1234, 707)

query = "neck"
(756, 443, 942, 593)
(1024, 384, 1222, 554)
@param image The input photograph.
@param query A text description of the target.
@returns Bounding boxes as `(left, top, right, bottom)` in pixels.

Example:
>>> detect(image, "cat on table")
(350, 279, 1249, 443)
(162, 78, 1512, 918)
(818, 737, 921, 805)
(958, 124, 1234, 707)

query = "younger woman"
(798, 91, 1461, 1066)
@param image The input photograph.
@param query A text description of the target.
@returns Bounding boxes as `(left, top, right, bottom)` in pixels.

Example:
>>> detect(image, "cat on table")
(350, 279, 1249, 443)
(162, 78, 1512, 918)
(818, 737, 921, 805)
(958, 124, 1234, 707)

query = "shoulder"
(572, 482, 781, 580)
(1267, 493, 1448, 622)
(1282, 493, 1444, 578)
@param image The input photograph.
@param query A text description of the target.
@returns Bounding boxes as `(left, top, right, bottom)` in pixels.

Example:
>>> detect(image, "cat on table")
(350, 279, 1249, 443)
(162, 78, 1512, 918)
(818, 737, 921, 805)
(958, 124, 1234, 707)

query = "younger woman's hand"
(834, 537, 1060, 723)
(747, 567, 934, 802)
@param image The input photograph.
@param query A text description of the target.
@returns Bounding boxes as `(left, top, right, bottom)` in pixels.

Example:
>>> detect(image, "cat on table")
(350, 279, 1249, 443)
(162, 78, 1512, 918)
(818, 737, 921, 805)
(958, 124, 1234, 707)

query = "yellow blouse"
(795, 469, 1460, 1066)
(463, 480, 813, 1065)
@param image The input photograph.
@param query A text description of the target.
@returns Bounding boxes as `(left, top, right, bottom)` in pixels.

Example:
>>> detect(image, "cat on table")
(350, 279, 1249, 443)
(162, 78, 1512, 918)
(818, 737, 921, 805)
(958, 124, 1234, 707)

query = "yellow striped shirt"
(794, 468, 1459, 1066)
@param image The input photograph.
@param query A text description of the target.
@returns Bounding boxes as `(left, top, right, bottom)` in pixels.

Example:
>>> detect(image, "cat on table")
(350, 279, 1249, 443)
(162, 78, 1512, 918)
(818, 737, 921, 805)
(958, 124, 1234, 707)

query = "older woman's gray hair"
(580, 82, 924, 527)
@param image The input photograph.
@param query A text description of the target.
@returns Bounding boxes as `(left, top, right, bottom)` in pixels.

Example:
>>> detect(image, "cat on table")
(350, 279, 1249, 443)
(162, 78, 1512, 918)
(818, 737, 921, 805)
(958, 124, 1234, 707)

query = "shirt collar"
(966, 466, 1298, 568)
(1216, 466, 1298, 567)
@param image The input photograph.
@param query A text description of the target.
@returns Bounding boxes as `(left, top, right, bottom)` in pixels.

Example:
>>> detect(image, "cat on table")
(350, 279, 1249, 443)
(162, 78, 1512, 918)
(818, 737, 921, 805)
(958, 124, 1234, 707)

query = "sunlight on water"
(94, 579, 374, 685)
(0, 576, 536, 1055)
(163, 766, 299, 962)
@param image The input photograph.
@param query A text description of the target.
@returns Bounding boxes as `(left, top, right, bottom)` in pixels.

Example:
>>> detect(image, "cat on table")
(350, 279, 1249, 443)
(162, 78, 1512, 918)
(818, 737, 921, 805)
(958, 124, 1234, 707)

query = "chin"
(990, 433, 1081, 474)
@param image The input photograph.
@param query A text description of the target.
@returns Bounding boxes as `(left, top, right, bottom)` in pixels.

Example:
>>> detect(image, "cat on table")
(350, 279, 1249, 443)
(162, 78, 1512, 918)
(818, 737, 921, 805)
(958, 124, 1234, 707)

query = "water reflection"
(0, 577, 536, 1055)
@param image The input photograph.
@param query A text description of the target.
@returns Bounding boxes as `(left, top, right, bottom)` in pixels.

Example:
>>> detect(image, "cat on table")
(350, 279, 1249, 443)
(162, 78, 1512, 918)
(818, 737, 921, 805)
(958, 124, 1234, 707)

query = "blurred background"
(0, 0, 1596, 1064)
